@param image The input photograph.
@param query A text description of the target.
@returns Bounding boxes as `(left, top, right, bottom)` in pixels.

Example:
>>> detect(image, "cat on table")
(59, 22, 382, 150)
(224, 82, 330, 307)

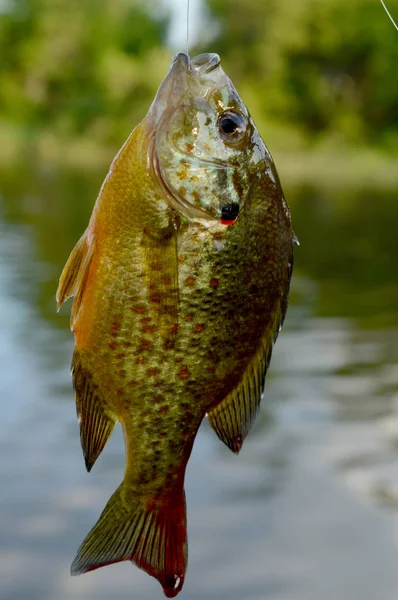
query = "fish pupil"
(220, 116, 238, 134)
(218, 111, 246, 140)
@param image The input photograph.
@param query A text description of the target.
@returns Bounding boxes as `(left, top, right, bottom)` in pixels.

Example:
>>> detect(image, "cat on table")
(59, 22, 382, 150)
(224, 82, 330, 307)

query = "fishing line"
(186, 0, 190, 55)
(379, 0, 398, 31)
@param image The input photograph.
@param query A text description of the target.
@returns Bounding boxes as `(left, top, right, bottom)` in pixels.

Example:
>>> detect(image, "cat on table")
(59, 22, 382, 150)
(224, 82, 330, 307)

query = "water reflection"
(1, 163, 398, 599)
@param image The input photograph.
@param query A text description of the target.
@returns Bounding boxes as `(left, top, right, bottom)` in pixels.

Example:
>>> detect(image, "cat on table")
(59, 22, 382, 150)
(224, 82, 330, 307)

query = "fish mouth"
(172, 52, 221, 74)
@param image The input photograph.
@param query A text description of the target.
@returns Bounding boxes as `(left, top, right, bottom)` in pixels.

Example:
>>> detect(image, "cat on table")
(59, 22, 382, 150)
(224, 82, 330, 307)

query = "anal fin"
(208, 342, 272, 454)
(72, 349, 117, 471)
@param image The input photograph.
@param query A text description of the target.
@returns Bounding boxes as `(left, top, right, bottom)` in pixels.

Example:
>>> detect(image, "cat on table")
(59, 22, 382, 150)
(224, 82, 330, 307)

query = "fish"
(56, 52, 294, 597)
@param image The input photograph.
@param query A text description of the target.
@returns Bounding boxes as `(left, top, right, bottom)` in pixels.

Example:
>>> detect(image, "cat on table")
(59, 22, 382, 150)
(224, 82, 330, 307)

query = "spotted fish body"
(57, 53, 294, 597)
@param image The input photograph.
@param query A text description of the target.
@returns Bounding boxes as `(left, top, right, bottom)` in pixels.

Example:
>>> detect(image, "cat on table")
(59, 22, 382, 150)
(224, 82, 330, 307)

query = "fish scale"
(57, 52, 294, 597)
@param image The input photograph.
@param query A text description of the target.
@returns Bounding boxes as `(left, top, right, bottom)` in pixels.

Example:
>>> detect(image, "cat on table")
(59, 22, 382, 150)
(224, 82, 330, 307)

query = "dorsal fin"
(72, 349, 117, 472)
(56, 231, 94, 327)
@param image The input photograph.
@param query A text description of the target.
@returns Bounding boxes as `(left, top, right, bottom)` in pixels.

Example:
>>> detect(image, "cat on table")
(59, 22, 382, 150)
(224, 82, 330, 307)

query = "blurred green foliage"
(205, 0, 398, 148)
(0, 0, 170, 146)
(0, 0, 397, 155)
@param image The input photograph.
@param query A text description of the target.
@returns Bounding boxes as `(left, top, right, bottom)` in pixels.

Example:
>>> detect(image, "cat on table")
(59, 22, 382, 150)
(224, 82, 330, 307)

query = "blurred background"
(0, 1, 398, 599)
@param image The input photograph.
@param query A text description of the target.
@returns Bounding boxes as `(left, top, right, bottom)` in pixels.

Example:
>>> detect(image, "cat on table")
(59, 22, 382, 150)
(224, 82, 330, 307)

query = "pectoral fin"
(72, 349, 117, 472)
(56, 231, 94, 327)
(142, 216, 179, 335)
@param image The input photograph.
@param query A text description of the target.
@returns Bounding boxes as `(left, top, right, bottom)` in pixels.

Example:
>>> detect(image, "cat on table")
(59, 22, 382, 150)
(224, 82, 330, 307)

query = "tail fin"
(71, 483, 187, 598)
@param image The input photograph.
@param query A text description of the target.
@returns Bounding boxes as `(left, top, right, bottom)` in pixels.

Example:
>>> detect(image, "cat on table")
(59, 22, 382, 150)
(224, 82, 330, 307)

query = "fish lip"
(171, 52, 221, 75)
(147, 53, 193, 126)
(172, 52, 191, 71)
(191, 53, 221, 74)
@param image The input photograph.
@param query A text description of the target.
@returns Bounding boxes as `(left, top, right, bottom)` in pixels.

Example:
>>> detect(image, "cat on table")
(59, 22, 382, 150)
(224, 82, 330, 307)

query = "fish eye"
(217, 111, 246, 141)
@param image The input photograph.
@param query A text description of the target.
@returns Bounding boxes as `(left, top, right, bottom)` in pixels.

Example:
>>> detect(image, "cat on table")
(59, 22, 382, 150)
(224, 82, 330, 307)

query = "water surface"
(0, 163, 398, 600)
